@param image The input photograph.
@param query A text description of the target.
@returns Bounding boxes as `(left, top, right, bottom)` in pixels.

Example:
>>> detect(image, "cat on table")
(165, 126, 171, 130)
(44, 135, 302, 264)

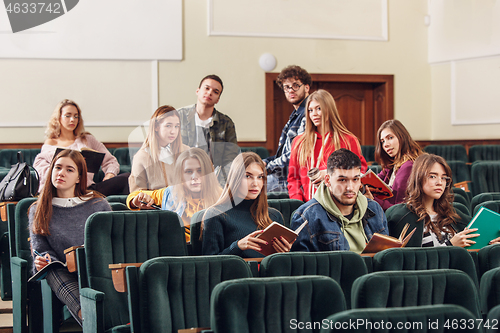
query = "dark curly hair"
(276, 65, 312, 89)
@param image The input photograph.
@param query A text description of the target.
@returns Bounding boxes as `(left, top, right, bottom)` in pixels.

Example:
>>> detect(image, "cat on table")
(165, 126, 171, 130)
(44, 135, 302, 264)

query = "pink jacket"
(34, 134, 120, 191)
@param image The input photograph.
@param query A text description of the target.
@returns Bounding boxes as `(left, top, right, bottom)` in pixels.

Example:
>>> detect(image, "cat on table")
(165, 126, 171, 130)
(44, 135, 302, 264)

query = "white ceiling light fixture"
(259, 53, 277, 71)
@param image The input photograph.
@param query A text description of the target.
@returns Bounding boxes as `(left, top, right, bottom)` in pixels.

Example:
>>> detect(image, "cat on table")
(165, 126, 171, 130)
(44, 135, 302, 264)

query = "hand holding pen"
(33, 249, 52, 272)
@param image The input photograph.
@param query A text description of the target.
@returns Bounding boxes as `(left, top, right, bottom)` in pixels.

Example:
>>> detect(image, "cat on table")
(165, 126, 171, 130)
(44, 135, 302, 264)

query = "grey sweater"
(29, 198, 111, 270)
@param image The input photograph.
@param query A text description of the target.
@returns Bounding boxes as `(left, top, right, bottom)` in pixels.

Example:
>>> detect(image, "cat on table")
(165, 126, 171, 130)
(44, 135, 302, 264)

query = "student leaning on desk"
(29, 149, 111, 327)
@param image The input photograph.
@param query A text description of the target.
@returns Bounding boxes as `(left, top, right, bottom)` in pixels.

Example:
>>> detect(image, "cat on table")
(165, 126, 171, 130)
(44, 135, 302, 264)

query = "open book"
(362, 223, 416, 254)
(256, 220, 308, 256)
(28, 260, 67, 282)
(465, 207, 500, 250)
(361, 169, 393, 200)
(54, 147, 105, 174)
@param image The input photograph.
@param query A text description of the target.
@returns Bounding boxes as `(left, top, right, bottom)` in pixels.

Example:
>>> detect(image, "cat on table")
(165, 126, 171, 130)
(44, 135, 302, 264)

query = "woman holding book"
(33, 99, 129, 196)
(30, 149, 111, 326)
(288, 89, 367, 202)
(364, 119, 422, 211)
(127, 148, 220, 242)
(202, 152, 291, 258)
(129, 105, 189, 192)
(387, 153, 478, 247)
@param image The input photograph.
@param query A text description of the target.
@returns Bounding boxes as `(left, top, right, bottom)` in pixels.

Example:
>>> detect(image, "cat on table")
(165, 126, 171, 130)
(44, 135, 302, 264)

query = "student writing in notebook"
(364, 119, 422, 210)
(129, 105, 189, 192)
(288, 90, 367, 202)
(290, 149, 387, 253)
(29, 149, 111, 326)
(127, 148, 220, 242)
(201, 152, 292, 258)
(387, 154, 478, 247)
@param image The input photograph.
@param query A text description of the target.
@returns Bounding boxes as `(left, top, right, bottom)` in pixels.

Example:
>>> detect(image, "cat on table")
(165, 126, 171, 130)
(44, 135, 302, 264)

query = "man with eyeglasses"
(263, 65, 312, 193)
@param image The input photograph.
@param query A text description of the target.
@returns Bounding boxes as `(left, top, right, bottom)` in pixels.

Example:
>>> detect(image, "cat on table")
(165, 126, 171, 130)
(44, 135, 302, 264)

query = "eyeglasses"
(282, 83, 304, 92)
(427, 174, 451, 187)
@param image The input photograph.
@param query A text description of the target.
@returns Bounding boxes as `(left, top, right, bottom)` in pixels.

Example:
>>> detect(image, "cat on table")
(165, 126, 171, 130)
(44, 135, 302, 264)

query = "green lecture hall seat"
(479, 266, 500, 315)
(469, 145, 500, 163)
(124, 255, 252, 333)
(321, 305, 480, 333)
(351, 269, 481, 318)
(478, 244, 500, 280)
(372, 246, 479, 291)
(266, 198, 303, 228)
(239, 146, 269, 160)
(423, 144, 468, 163)
(77, 210, 187, 333)
(471, 161, 500, 196)
(259, 251, 367, 309)
(206, 276, 347, 333)
(471, 193, 500, 216)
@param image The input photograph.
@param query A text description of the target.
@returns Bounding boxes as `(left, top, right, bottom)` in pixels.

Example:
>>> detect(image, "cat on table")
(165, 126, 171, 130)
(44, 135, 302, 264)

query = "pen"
(139, 200, 161, 210)
(33, 249, 49, 262)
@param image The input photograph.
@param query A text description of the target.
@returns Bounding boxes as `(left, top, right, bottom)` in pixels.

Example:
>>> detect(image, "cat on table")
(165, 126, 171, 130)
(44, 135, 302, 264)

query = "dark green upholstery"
(479, 244, 500, 279)
(210, 276, 346, 333)
(105, 195, 128, 204)
(189, 210, 205, 256)
(453, 187, 471, 207)
(267, 199, 303, 228)
(0, 148, 41, 168)
(423, 145, 468, 163)
(322, 305, 480, 333)
(447, 160, 471, 184)
(112, 147, 140, 174)
(471, 192, 500, 216)
(266, 192, 289, 199)
(79, 210, 187, 333)
(471, 162, 500, 196)
(126, 255, 252, 333)
(373, 246, 479, 291)
(480, 267, 500, 314)
(259, 251, 367, 309)
(453, 201, 471, 216)
(469, 145, 500, 163)
(240, 146, 269, 159)
(0, 203, 14, 300)
(108, 202, 129, 211)
(10, 197, 43, 333)
(352, 269, 481, 318)
(472, 199, 500, 216)
(367, 164, 382, 174)
(486, 304, 500, 333)
(361, 145, 375, 163)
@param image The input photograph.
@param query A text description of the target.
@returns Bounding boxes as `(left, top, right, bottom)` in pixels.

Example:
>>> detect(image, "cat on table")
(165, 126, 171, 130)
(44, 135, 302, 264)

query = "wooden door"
(265, 73, 394, 154)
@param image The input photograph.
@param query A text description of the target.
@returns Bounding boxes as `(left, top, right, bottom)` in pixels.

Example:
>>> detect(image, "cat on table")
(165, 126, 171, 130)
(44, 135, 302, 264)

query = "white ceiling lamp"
(259, 53, 277, 72)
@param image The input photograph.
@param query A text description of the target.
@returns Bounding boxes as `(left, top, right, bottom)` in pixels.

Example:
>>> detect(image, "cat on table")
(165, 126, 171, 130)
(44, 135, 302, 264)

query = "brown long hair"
(297, 90, 359, 167)
(170, 148, 221, 211)
(31, 149, 104, 236)
(203, 152, 272, 231)
(45, 99, 88, 141)
(375, 119, 422, 171)
(405, 153, 459, 239)
(141, 105, 183, 164)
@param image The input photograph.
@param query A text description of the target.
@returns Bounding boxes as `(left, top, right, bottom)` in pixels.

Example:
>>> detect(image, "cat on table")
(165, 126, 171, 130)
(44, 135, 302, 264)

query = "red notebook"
(361, 169, 393, 200)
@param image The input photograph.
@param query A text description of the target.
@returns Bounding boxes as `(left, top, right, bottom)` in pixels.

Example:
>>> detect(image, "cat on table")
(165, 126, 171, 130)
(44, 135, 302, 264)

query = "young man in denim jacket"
(263, 65, 311, 192)
(291, 148, 387, 253)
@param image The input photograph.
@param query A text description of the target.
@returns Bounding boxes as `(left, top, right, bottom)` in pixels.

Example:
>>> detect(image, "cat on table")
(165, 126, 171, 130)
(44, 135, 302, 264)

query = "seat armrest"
(126, 266, 140, 333)
(76, 247, 88, 289)
(80, 287, 105, 333)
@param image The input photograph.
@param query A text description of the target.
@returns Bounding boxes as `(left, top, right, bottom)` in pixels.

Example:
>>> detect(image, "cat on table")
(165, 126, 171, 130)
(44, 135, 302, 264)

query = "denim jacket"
(264, 99, 307, 177)
(290, 198, 388, 252)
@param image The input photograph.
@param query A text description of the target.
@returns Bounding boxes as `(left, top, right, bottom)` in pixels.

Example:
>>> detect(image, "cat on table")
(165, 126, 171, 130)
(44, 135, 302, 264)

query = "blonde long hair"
(170, 148, 221, 210)
(45, 99, 88, 140)
(141, 106, 183, 164)
(297, 90, 358, 167)
(203, 152, 272, 231)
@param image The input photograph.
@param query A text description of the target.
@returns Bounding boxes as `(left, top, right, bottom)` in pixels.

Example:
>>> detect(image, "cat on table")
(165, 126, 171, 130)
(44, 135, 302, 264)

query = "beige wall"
(2, 0, 479, 145)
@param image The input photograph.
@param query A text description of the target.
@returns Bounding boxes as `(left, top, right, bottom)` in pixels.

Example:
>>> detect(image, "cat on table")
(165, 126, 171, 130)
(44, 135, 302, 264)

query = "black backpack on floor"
(0, 151, 39, 201)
